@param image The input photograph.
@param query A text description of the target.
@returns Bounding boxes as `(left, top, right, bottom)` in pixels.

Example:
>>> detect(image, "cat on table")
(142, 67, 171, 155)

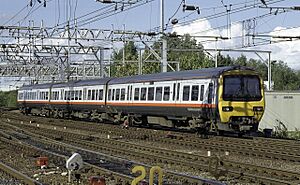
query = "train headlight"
(222, 106, 233, 112)
(253, 106, 263, 112)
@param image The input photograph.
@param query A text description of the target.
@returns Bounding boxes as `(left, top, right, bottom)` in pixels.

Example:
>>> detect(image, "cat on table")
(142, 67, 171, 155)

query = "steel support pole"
(138, 49, 142, 75)
(268, 52, 272, 90)
(161, 0, 167, 72)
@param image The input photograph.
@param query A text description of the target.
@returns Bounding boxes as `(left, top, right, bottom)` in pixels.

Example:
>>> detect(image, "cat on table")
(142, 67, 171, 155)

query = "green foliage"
(271, 61, 300, 90)
(113, 41, 138, 61)
(287, 131, 300, 140)
(0, 90, 17, 108)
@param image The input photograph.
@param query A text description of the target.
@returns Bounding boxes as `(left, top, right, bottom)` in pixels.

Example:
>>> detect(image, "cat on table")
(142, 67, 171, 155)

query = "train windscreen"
(223, 75, 262, 101)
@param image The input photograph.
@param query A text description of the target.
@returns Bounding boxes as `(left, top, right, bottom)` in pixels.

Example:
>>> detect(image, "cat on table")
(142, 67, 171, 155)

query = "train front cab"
(217, 70, 265, 133)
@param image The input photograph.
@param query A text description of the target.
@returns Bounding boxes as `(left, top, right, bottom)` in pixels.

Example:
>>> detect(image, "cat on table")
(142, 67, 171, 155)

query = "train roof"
(19, 66, 255, 90)
(19, 78, 111, 90)
(52, 78, 111, 88)
(108, 66, 255, 84)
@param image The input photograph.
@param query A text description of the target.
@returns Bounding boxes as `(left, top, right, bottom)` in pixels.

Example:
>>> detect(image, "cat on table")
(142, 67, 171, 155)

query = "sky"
(0, 0, 300, 90)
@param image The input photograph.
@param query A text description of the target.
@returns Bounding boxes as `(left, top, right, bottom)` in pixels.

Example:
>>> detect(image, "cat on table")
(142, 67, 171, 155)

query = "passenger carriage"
(18, 66, 265, 134)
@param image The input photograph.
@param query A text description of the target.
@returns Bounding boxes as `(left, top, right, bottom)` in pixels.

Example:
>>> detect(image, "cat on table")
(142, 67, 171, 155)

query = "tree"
(110, 41, 139, 77)
(144, 33, 214, 71)
(0, 91, 17, 107)
(271, 61, 300, 90)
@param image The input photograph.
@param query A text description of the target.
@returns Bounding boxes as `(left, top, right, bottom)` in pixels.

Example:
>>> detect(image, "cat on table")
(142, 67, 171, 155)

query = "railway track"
(2, 112, 300, 184)
(12, 112, 300, 163)
(1, 119, 224, 185)
(0, 129, 139, 185)
(0, 160, 42, 185)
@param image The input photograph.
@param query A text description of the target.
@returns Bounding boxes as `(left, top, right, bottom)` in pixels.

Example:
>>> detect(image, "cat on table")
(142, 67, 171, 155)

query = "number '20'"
(131, 166, 163, 185)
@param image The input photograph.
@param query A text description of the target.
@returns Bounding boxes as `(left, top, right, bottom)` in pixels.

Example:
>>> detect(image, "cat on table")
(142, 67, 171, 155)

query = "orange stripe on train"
(17, 100, 216, 108)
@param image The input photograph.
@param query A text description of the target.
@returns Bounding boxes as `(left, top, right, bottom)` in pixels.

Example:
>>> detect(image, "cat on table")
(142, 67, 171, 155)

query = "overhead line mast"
(160, 0, 167, 73)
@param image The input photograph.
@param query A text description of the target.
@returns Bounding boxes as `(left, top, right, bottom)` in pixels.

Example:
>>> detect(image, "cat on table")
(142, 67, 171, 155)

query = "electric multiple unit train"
(18, 66, 265, 134)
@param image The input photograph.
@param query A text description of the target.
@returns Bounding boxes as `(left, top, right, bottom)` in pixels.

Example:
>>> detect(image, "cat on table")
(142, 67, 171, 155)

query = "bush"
(0, 90, 17, 108)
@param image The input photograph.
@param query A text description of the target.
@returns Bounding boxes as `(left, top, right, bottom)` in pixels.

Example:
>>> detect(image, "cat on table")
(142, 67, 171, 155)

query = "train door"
(208, 82, 214, 104)
(173, 82, 180, 105)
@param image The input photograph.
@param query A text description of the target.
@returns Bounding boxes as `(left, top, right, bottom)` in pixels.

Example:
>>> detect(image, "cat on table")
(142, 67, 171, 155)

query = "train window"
(121, 88, 125, 100)
(173, 83, 176, 101)
(176, 83, 180, 101)
(148, 87, 154, 101)
(134, 88, 140, 101)
(60, 90, 64, 100)
(112, 89, 116, 101)
(75, 91, 79, 100)
(108, 89, 112, 101)
(155, 87, 162, 101)
(69, 91, 72, 100)
(200, 85, 204, 101)
(98, 89, 103, 100)
(52, 92, 56, 100)
(183, 86, 190, 101)
(116, 89, 120, 101)
(91, 90, 95, 100)
(191, 85, 199, 101)
(95, 90, 99, 100)
(87, 90, 92, 100)
(79, 90, 82, 100)
(71, 91, 75, 100)
(129, 85, 132, 100)
(163, 87, 170, 101)
(45, 92, 49, 100)
(51, 92, 54, 100)
(66, 91, 69, 100)
(127, 86, 130, 100)
(52, 91, 56, 100)
(140, 88, 146, 101)
(82, 89, 86, 100)
(208, 83, 213, 104)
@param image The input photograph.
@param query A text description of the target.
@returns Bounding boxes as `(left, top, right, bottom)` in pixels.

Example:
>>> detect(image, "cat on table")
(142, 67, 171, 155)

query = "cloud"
(172, 19, 300, 70)
(267, 27, 300, 69)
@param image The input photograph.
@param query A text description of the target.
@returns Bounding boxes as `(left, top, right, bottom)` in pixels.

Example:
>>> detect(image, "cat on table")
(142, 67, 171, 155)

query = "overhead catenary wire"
(150, 0, 285, 33)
